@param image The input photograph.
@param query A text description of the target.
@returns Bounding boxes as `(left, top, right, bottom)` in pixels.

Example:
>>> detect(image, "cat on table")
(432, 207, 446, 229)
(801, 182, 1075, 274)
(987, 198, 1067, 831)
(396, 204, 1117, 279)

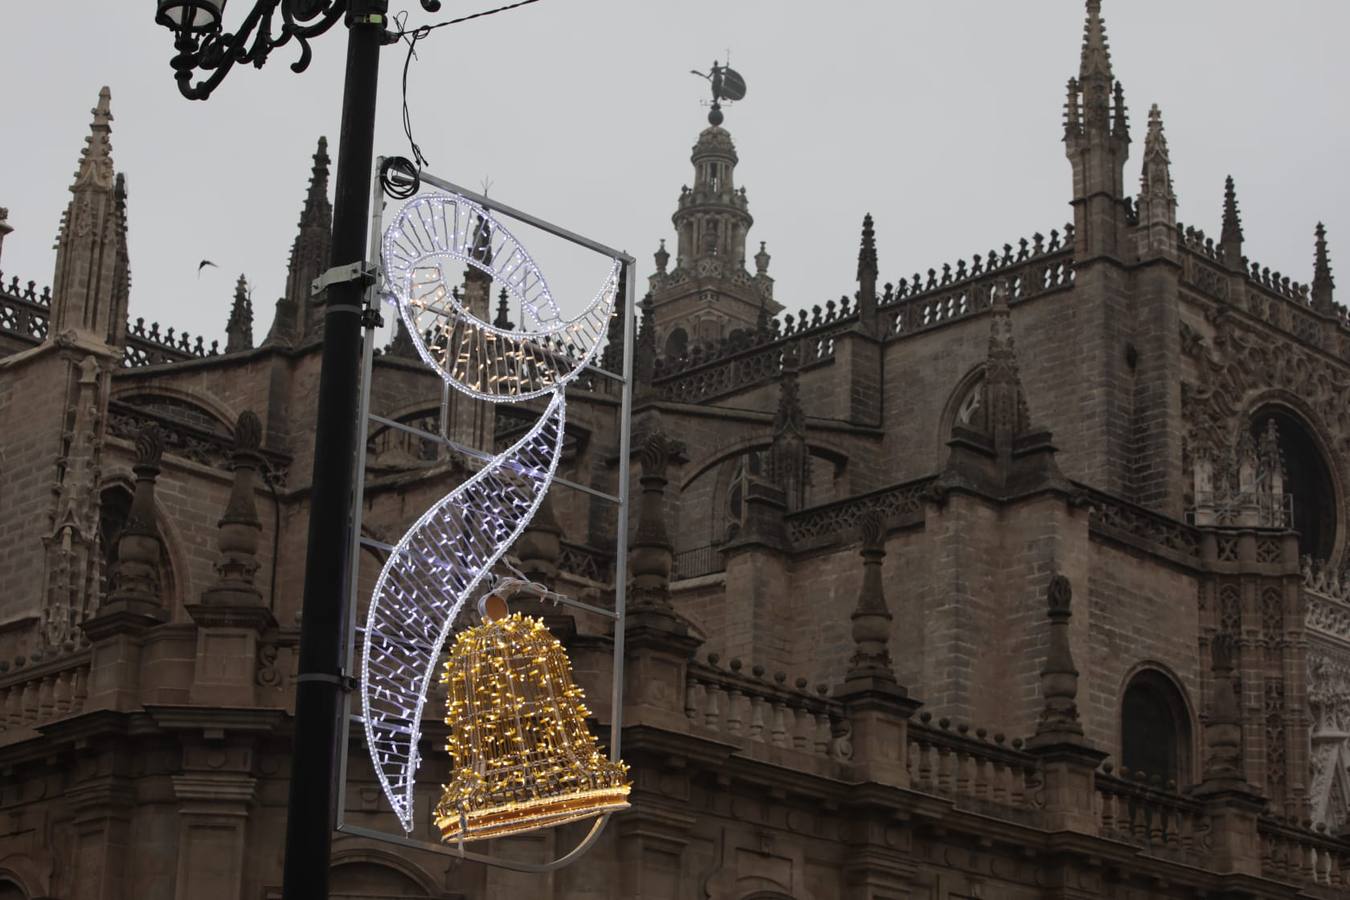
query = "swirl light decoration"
(362, 190, 621, 833)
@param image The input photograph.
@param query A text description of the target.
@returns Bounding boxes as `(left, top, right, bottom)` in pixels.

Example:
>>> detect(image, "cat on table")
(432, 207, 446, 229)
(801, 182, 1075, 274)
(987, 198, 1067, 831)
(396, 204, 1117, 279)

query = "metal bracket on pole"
(312, 262, 379, 299)
(296, 671, 358, 692)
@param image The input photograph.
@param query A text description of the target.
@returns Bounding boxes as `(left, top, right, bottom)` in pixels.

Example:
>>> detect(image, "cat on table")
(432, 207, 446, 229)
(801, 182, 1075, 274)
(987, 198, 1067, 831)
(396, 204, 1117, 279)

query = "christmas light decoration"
(436, 612, 630, 842)
(361, 189, 623, 834)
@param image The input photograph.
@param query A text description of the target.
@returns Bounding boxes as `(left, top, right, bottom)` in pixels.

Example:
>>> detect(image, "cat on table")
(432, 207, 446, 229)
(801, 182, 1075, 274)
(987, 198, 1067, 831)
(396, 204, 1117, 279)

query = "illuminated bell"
(436, 612, 630, 841)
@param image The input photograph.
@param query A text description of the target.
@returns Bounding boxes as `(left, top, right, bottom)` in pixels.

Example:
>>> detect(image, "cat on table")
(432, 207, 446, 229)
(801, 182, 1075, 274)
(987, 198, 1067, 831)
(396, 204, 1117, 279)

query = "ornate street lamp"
(151, 3, 434, 899)
(153, 0, 355, 100)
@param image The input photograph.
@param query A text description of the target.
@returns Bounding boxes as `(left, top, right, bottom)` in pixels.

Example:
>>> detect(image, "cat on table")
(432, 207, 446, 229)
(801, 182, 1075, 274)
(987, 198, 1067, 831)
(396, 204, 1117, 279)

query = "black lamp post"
(152, 2, 424, 898)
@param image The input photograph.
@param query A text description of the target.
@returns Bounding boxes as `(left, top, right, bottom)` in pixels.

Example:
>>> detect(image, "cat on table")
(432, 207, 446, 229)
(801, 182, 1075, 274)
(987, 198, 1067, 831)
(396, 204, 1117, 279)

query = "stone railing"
(1095, 767, 1212, 866)
(0, 272, 51, 348)
(786, 477, 934, 549)
(1177, 224, 1350, 360)
(684, 655, 848, 768)
(1258, 815, 1349, 889)
(0, 273, 227, 367)
(1303, 557, 1350, 648)
(653, 323, 842, 405)
(649, 225, 1076, 404)
(1079, 485, 1202, 564)
(0, 649, 91, 737)
(906, 712, 1042, 822)
(672, 544, 724, 581)
(557, 541, 611, 584)
(123, 317, 219, 367)
(881, 234, 1075, 338)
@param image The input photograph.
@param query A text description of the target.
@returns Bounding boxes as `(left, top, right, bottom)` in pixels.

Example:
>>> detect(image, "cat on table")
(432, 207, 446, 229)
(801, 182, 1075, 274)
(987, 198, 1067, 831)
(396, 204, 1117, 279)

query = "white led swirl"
(362, 191, 619, 832)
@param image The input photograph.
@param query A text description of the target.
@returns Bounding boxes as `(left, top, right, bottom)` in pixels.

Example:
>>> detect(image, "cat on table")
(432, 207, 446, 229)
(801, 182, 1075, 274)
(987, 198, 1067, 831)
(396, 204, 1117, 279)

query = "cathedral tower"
(647, 65, 779, 357)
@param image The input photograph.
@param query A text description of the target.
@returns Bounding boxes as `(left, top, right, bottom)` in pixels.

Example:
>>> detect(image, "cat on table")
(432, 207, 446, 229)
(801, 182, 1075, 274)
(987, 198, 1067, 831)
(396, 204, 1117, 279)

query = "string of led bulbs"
(360, 188, 620, 834)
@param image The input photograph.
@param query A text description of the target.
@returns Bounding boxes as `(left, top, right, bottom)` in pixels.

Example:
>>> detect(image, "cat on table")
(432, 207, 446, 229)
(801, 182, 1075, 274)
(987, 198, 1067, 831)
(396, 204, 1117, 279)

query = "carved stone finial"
(635, 294, 656, 384)
(1031, 574, 1085, 744)
(493, 286, 513, 331)
(1136, 104, 1177, 253)
(225, 274, 254, 353)
(982, 280, 1032, 448)
(133, 426, 164, 470)
(1213, 174, 1246, 270)
(856, 214, 879, 335)
(193, 411, 271, 623)
(654, 238, 670, 275)
(845, 511, 896, 685)
(1079, 0, 1114, 84)
(235, 409, 262, 453)
(754, 241, 770, 276)
(96, 424, 167, 628)
(1312, 222, 1336, 312)
(630, 431, 677, 614)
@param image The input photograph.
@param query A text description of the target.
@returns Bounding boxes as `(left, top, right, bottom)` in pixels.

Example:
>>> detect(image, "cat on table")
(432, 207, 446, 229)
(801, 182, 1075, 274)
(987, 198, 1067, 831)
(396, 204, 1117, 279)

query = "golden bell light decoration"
(435, 609, 630, 842)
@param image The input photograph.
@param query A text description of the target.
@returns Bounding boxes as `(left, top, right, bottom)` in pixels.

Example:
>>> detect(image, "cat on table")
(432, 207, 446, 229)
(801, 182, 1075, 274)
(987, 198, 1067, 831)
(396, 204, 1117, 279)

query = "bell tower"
(648, 61, 779, 358)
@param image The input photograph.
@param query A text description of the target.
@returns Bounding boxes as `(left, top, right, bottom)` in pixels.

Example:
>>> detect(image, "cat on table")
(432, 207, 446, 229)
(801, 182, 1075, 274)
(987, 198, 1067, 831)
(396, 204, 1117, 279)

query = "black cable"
(395, 0, 545, 171)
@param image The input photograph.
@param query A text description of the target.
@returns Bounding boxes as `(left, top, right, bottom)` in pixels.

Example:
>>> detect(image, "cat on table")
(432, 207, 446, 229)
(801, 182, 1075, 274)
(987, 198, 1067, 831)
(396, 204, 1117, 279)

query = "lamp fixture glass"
(155, 0, 225, 33)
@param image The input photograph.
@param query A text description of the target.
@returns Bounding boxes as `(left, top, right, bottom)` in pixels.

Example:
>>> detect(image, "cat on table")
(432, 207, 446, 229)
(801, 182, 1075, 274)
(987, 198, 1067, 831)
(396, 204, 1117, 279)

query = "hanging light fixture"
(435, 603, 630, 842)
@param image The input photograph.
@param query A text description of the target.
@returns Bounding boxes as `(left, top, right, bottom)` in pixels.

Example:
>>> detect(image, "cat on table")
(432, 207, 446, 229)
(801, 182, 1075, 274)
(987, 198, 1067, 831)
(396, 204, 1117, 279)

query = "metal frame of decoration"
(333, 160, 636, 873)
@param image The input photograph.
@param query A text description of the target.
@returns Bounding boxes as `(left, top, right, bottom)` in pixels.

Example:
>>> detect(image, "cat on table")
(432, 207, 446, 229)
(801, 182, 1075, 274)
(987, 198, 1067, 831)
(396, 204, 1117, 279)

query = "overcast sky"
(2, 0, 1347, 347)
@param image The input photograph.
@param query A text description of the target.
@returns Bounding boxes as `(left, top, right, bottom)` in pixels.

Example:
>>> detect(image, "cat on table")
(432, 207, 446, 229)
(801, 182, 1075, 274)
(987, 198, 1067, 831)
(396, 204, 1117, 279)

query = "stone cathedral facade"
(2, 3, 1350, 898)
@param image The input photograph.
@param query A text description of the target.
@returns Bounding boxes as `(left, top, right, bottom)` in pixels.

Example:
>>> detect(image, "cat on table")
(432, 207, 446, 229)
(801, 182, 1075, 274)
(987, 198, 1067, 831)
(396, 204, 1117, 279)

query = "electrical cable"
(394, 0, 545, 171)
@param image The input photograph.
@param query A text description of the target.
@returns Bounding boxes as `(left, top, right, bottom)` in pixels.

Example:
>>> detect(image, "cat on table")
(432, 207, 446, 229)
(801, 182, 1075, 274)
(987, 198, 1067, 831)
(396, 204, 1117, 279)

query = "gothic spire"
(601, 265, 627, 372)
(981, 282, 1032, 453)
(856, 213, 879, 335)
(1079, 0, 1114, 83)
(225, 274, 254, 353)
(1312, 222, 1336, 312)
(1064, 2, 1130, 258)
(50, 87, 130, 346)
(1136, 104, 1176, 253)
(767, 344, 809, 510)
(267, 137, 332, 346)
(301, 135, 332, 228)
(493, 286, 513, 330)
(74, 86, 116, 192)
(1220, 175, 1245, 267)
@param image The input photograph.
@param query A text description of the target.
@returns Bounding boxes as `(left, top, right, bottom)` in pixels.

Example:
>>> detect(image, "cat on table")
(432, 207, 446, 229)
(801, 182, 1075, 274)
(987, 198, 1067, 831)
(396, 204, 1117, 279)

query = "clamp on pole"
(312, 262, 379, 300)
(295, 671, 358, 692)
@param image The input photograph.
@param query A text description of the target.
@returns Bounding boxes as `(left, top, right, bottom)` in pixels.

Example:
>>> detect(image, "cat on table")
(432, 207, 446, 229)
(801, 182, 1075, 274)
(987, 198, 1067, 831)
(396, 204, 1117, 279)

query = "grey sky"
(2, 1, 1347, 346)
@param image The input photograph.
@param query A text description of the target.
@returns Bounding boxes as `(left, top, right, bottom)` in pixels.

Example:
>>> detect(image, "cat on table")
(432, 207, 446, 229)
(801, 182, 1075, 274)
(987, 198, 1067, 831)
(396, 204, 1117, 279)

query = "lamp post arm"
(169, 0, 349, 101)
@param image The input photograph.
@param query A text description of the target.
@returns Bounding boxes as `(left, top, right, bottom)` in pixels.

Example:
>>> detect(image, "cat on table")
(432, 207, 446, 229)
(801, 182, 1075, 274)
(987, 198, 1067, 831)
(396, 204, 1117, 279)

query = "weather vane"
(690, 58, 747, 126)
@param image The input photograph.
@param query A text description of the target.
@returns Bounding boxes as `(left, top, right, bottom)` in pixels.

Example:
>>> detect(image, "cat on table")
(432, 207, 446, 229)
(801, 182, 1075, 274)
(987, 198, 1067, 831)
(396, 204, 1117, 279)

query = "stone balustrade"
(1258, 815, 1349, 889)
(1095, 767, 1211, 866)
(684, 655, 848, 766)
(906, 712, 1042, 821)
(0, 650, 91, 737)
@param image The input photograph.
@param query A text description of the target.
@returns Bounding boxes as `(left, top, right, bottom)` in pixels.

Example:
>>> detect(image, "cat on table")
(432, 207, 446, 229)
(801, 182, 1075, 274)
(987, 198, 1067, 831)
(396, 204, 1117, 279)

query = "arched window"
(98, 485, 133, 597)
(1250, 411, 1337, 560)
(0, 880, 28, 900)
(664, 326, 688, 359)
(726, 451, 764, 538)
(1121, 669, 1193, 786)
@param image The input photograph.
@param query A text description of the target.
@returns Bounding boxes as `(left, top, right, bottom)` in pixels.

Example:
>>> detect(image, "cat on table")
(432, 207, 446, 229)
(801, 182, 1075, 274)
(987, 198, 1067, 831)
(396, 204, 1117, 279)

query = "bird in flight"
(197, 260, 218, 277)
